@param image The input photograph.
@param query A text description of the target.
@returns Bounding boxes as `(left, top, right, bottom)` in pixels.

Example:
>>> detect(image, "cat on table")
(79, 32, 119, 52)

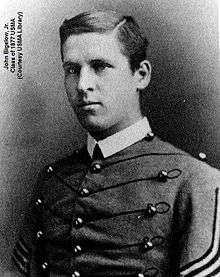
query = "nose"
(77, 66, 95, 93)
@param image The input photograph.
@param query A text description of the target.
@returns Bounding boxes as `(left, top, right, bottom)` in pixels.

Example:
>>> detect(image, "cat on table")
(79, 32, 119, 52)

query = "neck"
(89, 115, 145, 141)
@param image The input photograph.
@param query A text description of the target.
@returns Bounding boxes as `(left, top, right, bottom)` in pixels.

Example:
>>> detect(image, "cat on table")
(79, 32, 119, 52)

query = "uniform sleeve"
(12, 168, 46, 277)
(179, 165, 220, 277)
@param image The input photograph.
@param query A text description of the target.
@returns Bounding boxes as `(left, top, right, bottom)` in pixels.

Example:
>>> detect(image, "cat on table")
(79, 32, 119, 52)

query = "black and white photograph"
(0, 0, 219, 276)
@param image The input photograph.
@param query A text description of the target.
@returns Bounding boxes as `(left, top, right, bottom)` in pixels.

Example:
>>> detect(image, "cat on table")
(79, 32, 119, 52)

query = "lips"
(78, 101, 101, 108)
(77, 101, 102, 112)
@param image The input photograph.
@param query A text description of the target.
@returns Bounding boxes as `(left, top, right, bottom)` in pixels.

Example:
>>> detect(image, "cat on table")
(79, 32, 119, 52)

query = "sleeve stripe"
(180, 188, 220, 276)
(12, 237, 31, 276)
(14, 247, 29, 264)
(12, 251, 29, 275)
(13, 250, 26, 267)
(16, 241, 30, 258)
(19, 237, 30, 255)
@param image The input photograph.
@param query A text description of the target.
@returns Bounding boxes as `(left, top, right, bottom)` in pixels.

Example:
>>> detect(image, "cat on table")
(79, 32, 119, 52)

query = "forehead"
(62, 32, 128, 65)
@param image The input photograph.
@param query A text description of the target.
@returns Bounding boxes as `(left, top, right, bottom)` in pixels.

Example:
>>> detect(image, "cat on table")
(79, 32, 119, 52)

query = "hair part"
(59, 10, 149, 72)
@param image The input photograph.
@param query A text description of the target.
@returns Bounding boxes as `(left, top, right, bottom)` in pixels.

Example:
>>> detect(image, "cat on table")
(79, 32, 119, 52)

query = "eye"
(64, 65, 80, 76)
(91, 61, 112, 73)
(68, 67, 76, 74)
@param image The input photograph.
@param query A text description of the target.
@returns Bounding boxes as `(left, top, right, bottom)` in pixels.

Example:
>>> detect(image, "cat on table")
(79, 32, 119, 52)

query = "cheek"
(103, 73, 134, 102)
(65, 76, 75, 89)
(102, 72, 123, 91)
(64, 78, 79, 107)
(65, 77, 77, 96)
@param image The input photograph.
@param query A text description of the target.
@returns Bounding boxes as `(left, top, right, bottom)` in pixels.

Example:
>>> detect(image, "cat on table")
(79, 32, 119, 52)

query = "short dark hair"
(59, 10, 149, 72)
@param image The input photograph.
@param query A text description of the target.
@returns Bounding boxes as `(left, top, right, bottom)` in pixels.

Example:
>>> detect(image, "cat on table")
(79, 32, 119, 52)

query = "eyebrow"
(90, 58, 112, 64)
(62, 61, 79, 68)
(63, 58, 113, 68)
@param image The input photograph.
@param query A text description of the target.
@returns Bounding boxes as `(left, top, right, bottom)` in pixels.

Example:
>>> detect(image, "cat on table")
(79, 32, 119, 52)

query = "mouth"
(77, 102, 102, 110)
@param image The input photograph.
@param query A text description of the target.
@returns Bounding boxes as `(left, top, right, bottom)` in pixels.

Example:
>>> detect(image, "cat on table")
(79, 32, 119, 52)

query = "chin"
(78, 115, 108, 133)
(77, 113, 123, 138)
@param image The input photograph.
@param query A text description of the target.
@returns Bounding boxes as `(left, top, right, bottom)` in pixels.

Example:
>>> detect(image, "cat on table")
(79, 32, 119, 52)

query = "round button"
(35, 198, 43, 206)
(41, 262, 48, 270)
(72, 270, 80, 277)
(157, 170, 168, 182)
(90, 163, 102, 173)
(73, 217, 83, 228)
(36, 230, 43, 239)
(46, 166, 53, 173)
(79, 188, 90, 197)
(143, 240, 153, 251)
(74, 245, 82, 254)
(145, 204, 157, 217)
(199, 152, 207, 161)
(145, 131, 154, 141)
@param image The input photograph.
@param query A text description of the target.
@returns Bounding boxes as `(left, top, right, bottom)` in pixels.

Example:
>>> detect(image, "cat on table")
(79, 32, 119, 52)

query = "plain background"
(0, 0, 219, 270)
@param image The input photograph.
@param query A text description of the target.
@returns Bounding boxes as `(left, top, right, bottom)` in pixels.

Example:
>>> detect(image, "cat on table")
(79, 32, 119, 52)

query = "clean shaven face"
(62, 31, 142, 138)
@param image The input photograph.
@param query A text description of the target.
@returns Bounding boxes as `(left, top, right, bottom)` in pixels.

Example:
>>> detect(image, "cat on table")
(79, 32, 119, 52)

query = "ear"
(134, 60, 151, 90)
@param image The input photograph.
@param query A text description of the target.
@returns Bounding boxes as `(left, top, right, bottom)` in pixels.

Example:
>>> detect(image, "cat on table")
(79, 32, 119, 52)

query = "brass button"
(35, 198, 43, 206)
(157, 170, 168, 182)
(46, 165, 53, 173)
(199, 152, 207, 161)
(79, 188, 90, 197)
(144, 241, 153, 250)
(73, 245, 82, 254)
(90, 163, 102, 173)
(41, 262, 48, 270)
(145, 204, 157, 217)
(73, 217, 83, 228)
(72, 270, 80, 277)
(36, 230, 43, 239)
(143, 238, 154, 251)
(145, 131, 154, 141)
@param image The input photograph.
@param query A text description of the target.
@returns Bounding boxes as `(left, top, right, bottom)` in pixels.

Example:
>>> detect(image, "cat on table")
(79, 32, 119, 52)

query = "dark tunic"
(12, 136, 220, 277)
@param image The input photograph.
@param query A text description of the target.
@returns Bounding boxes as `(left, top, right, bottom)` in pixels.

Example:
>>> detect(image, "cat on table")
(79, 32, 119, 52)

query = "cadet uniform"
(12, 118, 220, 277)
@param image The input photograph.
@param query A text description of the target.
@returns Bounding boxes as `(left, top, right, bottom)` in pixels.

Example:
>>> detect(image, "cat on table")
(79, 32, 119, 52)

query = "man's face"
(62, 31, 141, 137)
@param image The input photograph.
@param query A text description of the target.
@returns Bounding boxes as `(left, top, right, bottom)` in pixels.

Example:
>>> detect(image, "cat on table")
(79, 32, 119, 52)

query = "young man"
(12, 10, 220, 277)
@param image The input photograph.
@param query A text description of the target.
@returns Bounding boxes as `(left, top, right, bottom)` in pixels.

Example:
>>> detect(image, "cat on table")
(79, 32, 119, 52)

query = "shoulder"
(141, 136, 220, 191)
(149, 136, 219, 172)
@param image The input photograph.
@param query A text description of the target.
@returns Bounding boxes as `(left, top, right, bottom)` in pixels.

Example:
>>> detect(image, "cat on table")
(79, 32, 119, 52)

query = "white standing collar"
(87, 117, 152, 159)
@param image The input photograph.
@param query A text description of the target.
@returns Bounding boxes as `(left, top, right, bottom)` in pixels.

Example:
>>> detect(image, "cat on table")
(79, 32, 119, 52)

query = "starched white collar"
(87, 117, 152, 159)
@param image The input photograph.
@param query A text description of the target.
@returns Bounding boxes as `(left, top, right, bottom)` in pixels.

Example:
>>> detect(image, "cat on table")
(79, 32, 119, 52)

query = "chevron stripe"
(12, 250, 29, 275)
(18, 237, 30, 256)
(180, 188, 220, 276)
(12, 236, 31, 276)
